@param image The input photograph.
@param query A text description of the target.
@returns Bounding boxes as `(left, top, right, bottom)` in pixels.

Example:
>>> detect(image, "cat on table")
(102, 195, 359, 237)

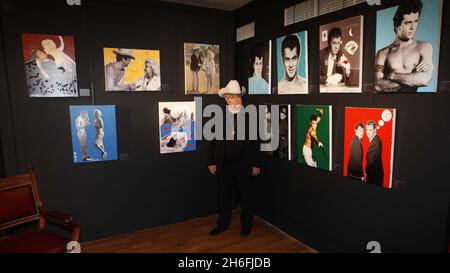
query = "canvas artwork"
(375, 0, 442, 93)
(104, 48, 161, 91)
(69, 105, 118, 163)
(343, 107, 396, 189)
(184, 43, 220, 95)
(263, 105, 291, 160)
(158, 102, 196, 154)
(248, 40, 272, 95)
(22, 33, 78, 97)
(276, 31, 308, 94)
(319, 16, 363, 93)
(296, 105, 332, 171)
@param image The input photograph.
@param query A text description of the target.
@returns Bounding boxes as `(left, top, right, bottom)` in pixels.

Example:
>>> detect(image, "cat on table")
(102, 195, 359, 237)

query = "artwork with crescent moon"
(319, 15, 363, 93)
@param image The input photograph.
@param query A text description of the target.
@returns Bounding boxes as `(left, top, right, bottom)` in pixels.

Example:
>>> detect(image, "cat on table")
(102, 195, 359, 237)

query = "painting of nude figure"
(375, 0, 442, 93)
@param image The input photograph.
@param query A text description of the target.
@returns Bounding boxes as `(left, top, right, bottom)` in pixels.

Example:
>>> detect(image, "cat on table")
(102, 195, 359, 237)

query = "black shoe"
(240, 227, 251, 237)
(209, 226, 228, 236)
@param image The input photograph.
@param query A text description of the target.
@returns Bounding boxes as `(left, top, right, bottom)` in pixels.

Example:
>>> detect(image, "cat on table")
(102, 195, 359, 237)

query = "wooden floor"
(82, 211, 317, 253)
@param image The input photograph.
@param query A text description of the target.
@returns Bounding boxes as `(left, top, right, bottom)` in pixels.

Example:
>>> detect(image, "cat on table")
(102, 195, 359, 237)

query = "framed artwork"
(158, 101, 196, 154)
(248, 40, 271, 95)
(375, 0, 442, 93)
(263, 104, 291, 160)
(69, 105, 118, 163)
(104, 48, 161, 91)
(276, 31, 308, 94)
(22, 33, 78, 97)
(319, 15, 363, 93)
(184, 43, 220, 95)
(343, 107, 396, 189)
(296, 105, 332, 171)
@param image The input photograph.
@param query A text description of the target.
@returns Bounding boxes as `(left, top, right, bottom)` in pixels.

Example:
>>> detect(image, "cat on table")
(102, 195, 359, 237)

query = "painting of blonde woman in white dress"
(22, 33, 78, 97)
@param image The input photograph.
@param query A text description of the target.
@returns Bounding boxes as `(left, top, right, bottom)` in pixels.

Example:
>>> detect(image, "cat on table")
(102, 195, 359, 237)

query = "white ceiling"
(157, 0, 253, 11)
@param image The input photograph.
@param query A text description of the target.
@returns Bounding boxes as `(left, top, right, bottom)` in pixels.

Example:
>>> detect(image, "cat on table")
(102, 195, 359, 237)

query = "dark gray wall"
(235, 0, 450, 252)
(0, 0, 234, 242)
(0, 17, 17, 177)
(1, 0, 449, 252)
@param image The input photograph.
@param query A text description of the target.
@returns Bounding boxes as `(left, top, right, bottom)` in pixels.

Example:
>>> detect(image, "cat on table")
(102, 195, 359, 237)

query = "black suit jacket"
(319, 47, 348, 85)
(347, 135, 363, 179)
(365, 135, 384, 186)
(207, 106, 261, 175)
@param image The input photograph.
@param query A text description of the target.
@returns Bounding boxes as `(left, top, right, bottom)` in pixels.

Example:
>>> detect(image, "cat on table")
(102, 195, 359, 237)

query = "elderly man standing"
(207, 80, 261, 237)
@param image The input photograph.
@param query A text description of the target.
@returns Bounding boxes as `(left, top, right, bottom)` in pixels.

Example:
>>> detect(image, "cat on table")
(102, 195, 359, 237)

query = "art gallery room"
(1, 0, 450, 257)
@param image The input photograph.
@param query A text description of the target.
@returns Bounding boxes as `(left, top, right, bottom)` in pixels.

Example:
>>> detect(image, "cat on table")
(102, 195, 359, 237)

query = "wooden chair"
(0, 167, 80, 253)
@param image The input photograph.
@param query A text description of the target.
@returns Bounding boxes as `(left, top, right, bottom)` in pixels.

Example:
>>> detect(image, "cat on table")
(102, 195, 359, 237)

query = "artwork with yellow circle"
(104, 48, 161, 91)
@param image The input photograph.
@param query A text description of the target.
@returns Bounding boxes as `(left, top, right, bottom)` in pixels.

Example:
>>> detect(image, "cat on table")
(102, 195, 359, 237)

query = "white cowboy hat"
(218, 80, 246, 98)
(113, 48, 135, 59)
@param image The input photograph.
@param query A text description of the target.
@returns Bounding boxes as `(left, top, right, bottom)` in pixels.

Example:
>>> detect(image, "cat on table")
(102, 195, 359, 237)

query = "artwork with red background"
(22, 33, 78, 97)
(343, 107, 396, 189)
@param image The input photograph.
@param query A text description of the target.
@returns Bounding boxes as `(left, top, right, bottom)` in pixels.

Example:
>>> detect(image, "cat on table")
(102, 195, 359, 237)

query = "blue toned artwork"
(249, 76, 269, 94)
(248, 40, 271, 95)
(276, 31, 308, 94)
(158, 101, 196, 154)
(375, 0, 442, 93)
(69, 105, 118, 163)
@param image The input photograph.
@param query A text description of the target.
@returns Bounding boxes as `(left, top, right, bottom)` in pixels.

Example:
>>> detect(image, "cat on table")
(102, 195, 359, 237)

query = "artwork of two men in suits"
(347, 121, 384, 186)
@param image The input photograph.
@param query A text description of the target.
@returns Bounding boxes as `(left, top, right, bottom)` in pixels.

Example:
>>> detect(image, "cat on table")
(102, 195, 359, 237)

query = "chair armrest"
(39, 207, 80, 241)
(45, 210, 74, 223)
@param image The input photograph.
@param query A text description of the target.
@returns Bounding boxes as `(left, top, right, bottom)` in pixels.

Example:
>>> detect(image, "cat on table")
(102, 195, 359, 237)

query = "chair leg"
(71, 226, 80, 242)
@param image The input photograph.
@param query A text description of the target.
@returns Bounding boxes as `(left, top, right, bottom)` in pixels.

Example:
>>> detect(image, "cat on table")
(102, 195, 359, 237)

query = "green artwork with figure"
(296, 105, 332, 171)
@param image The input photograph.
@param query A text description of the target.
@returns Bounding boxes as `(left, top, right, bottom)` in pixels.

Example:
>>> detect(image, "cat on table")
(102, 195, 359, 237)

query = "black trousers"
(217, 163, 253, 230)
